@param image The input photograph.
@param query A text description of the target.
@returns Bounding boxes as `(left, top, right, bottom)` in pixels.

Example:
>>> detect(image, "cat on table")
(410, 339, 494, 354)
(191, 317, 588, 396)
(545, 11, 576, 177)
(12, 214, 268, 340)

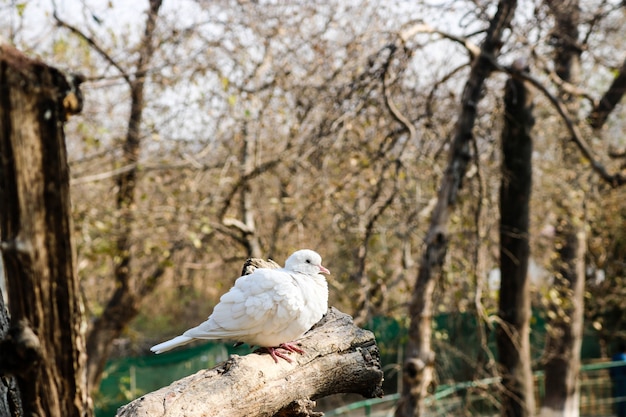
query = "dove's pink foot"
(260, 342, 305, 363)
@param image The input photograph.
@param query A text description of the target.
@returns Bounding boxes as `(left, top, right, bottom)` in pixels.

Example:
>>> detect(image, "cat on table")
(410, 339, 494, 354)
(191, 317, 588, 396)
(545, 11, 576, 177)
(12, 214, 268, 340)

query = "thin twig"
(401, 20, 626, 188)
(52, 10, 131, 85)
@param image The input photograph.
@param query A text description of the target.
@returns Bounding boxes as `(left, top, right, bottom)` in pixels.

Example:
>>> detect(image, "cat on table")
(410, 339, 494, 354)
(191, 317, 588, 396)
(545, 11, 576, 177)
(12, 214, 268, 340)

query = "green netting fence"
(95, 342, 254, 416)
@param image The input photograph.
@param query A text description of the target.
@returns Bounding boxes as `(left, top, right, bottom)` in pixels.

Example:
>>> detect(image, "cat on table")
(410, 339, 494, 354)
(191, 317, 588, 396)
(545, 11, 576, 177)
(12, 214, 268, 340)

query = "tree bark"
(0, 282, 21, 417)
(116, 307, 383, 417)
(542, 223, 585, 417)
(0, 43, 91, 417)
(497, 62, 535, 417)
(396, 1, 518, 416)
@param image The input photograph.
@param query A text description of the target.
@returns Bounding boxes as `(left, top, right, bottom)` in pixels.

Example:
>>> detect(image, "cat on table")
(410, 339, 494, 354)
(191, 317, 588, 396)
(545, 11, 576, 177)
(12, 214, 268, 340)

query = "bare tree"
(396, 2, 519, 416)
(53, 0, 166, 391)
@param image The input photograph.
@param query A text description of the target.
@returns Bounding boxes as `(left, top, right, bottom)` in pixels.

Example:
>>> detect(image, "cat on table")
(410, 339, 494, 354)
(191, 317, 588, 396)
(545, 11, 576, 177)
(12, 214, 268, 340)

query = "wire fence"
(325, 360, 626, 417)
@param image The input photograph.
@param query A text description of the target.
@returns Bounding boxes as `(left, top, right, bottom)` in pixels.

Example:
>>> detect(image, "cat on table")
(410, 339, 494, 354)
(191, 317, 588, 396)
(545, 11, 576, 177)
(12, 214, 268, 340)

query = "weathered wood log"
(117, 307, 383, 417)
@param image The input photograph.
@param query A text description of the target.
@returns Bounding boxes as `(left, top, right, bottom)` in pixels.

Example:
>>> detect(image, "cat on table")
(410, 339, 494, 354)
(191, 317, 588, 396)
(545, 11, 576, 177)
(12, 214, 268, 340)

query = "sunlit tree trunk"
(542, 222, 585, 417)
(0, 43, 91, 417)
(541, 1, 585, 416)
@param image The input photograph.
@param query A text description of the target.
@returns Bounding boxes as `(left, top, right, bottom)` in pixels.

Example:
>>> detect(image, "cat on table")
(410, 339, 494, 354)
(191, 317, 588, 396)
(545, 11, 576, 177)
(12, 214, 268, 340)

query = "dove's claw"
(258, 343, 305, 363)
(269, 347, 293, 363)
(278, 342, 305, 355)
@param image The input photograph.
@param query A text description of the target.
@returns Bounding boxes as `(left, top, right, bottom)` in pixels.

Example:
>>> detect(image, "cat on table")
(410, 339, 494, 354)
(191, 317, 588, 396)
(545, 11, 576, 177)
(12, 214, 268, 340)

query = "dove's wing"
(182, 267, 305, 344)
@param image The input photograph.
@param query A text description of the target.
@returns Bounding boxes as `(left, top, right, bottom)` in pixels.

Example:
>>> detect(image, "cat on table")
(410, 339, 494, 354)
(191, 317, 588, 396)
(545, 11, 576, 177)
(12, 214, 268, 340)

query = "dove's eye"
(305, 259, 311, 264)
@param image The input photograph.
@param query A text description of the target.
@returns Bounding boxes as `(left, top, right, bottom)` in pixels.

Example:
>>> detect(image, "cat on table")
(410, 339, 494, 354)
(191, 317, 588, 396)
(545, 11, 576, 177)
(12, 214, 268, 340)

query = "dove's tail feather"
(150, 335, 194, 354)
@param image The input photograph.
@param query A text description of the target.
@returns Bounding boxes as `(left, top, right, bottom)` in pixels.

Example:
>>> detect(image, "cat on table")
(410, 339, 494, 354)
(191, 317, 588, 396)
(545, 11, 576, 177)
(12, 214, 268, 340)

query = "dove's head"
(285, 249, 330, 276)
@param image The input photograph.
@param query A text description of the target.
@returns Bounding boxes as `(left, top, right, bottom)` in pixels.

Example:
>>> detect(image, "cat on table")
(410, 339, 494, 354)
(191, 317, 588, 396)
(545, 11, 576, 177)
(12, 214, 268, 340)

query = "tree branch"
(401, 15, 618, 175)
(52, 11, 131, 85)
(588, 56, 626, 130)
(461, 46, 626, 188)
(218, 157, 283, 220)
(503, 65, 626, 187)
(400, 22, 481, 59)
(381, 45, 417, 144)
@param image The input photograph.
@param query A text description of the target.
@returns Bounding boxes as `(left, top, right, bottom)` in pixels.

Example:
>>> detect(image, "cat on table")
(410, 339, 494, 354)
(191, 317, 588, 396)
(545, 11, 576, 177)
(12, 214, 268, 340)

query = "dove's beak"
(319, 265, 330, 275)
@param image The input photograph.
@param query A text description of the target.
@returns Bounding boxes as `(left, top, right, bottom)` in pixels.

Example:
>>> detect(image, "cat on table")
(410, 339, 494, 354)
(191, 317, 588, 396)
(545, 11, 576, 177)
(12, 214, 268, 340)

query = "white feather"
(150, 335, 194, 354)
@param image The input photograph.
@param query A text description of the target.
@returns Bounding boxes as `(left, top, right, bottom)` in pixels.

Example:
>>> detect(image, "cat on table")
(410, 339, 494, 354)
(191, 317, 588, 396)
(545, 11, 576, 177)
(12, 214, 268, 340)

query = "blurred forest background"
(2, 0, 626, 415)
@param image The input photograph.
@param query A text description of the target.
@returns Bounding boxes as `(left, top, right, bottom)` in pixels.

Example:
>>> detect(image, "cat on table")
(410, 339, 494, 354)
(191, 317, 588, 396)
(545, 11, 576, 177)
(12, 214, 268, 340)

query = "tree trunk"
(0, 43, 91, 417)
(396, 2, 518, 416)
(542, 223, 585, 417)
(116, 307, 383, 417)
(541, 2, 585, 416)
(497, 62, 535, 417)
(0, 281, 21, 417)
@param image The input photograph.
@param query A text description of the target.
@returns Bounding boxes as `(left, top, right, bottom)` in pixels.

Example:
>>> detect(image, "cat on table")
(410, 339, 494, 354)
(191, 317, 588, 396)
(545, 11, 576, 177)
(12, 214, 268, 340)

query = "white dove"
(150, 249, 330, 363)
